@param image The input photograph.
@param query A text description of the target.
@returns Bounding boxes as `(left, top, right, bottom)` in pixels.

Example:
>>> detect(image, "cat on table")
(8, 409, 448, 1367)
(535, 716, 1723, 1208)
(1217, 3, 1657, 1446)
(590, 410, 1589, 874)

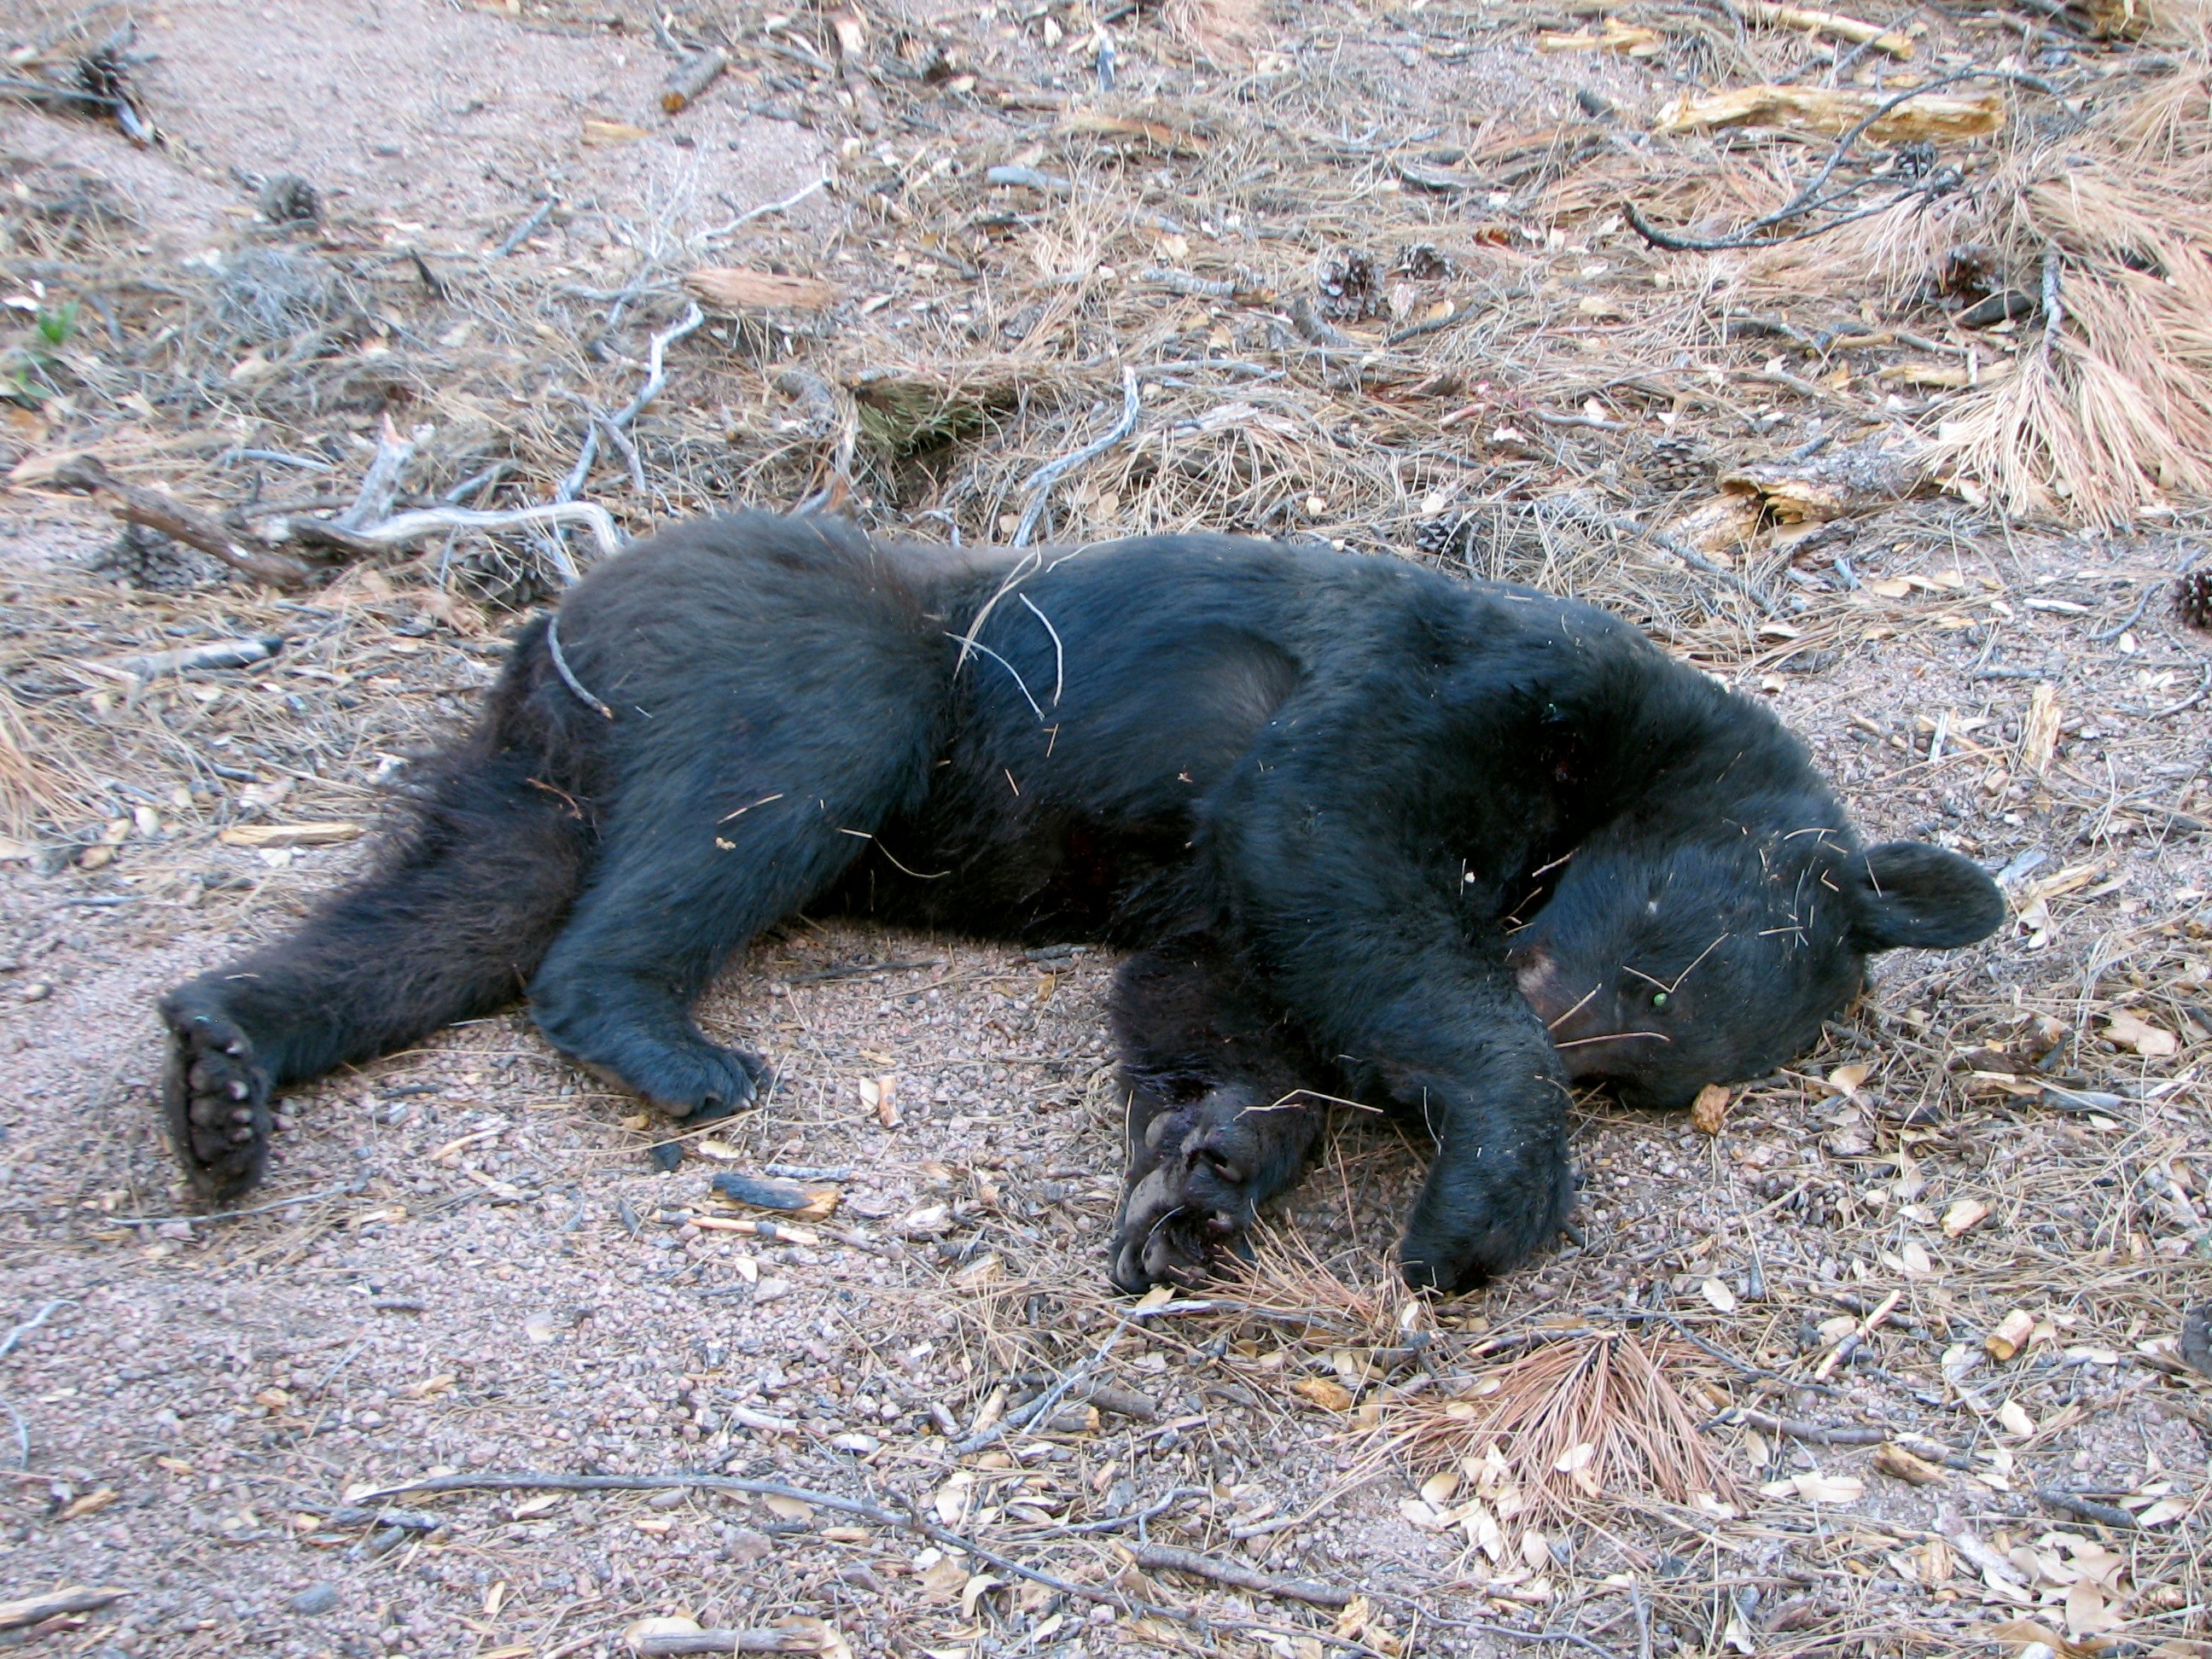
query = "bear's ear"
(1845, 841, 2005, 951)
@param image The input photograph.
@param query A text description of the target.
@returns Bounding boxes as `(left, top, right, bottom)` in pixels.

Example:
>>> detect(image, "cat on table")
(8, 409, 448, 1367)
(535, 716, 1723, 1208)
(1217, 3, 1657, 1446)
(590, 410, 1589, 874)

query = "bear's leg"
(1106, 940, 1329, 1292)
(161, 735, 597, 1201)
(527, 711, 938, 1119)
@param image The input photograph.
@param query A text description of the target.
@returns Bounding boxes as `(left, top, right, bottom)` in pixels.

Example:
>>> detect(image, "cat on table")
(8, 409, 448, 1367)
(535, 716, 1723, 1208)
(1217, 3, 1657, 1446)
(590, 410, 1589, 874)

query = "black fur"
(159, 513, 2003, 1290)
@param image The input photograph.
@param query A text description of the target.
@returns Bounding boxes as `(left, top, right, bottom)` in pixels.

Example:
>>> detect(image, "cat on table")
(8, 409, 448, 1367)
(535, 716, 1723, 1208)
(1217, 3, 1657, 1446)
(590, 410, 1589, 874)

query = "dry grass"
(1369, 1329, 1732, 1531)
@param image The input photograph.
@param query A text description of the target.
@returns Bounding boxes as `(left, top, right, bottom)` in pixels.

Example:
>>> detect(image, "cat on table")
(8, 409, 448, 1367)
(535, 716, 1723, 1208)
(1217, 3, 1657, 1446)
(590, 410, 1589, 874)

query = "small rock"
(155, 1220, 194, 1241)
(288, 1583, 340, 1615)
(721, 1526, 772, 1565)
(20, 981, 50, 1003)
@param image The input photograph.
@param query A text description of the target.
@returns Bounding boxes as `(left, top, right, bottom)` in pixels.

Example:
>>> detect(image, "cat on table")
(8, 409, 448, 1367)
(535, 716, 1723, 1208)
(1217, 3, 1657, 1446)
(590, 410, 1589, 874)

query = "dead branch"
(90, 635, 284, 681)
(335, 419, 424, 532)
(1127, 1542, 1354, 1609)
(1011, 365, 1143, 546)
(1731, 0, 1913, 56)
(631, 1627, 821, 1656)
(55, 457, 316, 589)
(0, 1586, 125, 1631)
(661, 47, 728, 114)
(1714, 1406, 1885, 1446)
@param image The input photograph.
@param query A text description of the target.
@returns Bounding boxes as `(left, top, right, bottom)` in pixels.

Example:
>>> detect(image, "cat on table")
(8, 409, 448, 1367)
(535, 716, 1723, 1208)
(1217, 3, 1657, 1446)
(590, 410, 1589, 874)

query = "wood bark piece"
(0, 1586, 126, 1630)
(1656, 84, 2002, 143)
(55, 457, 315, 588)
(684, 267, 841, 311)
(660, 48, 728, 114)
(1718, 441, 1930, 523)
(1736, 1, 1913, 56)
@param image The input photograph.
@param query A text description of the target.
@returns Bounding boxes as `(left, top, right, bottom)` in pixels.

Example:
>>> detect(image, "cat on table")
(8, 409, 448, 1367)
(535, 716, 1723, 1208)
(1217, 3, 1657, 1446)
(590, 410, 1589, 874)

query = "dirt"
(2, 0, 2209, 1656)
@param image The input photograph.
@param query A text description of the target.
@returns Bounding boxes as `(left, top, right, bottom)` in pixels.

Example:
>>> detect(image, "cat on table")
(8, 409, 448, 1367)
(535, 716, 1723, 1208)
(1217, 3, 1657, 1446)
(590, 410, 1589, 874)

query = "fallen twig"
(631, 1629, 824, 1656)
(661, 47, 728, 114)
(346, 1469, 1371, 1649)
(1011, 365, 1143, 546)
(1712, 1406, 1883, 1446)
(1731, 0, 1913, 55)
(89, 635, 284, 681)
(1128, 1541, 1354, 1609)
(0, 1586, 125, 1631)
(492, 197, 556, 257)
(55, 457, 315, 588)
(952, 1322, 1126, 1455)
(556, 301, 705, 505)
(2034, 1487, 2139, 1529)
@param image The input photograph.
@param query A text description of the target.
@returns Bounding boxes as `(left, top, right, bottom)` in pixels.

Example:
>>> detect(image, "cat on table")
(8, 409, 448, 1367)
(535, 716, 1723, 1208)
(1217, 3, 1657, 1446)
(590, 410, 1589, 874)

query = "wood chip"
(1689, 1082, 1732, 1135)
(1656, 84, 2002, 143)
(684, 267, 841, 311)
(582, 118, 650, 145)
(1873, 1442, 1948, 1486)
(1987, 1307, 2036, 1361)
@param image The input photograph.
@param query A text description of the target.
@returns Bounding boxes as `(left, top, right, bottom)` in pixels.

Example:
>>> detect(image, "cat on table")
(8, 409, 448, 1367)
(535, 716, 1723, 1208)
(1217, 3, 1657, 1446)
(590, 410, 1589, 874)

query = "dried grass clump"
(0, 684, 84, 835)
(1161, 0, 1265, 68)
(1371, 1330, 1731, 1528)
(1753, 61, 2212, 523)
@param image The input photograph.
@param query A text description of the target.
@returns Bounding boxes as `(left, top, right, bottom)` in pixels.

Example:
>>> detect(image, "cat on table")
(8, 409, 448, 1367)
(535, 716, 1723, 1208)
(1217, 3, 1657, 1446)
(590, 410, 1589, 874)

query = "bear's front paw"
(1107, 1091, 1268, 1294)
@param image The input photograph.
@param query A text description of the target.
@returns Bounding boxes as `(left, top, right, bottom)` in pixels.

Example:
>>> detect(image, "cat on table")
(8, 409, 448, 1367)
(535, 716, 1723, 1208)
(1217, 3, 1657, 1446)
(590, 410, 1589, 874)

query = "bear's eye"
(1650, 990, 1669, 1009)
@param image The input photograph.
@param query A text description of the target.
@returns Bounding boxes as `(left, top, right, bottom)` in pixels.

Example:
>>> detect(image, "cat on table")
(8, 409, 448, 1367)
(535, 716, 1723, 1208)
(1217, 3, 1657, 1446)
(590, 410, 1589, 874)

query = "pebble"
(288, 1584, 340, 1615)
(20, 982, 49, 1003)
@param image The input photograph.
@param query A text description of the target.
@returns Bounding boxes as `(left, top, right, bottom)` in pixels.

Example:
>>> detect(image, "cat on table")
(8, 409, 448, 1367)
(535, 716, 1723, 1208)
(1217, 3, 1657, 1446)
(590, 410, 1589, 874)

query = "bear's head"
(1507, 809, 2004, 1111)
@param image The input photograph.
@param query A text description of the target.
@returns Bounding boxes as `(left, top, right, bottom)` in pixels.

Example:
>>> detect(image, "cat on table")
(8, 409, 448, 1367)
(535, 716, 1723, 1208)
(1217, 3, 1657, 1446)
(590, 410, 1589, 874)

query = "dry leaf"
(684, 266, 841, 311)
(1943, 1196, 1991, 1237)
(216, 821, 363, 848)
(932, 1473, 975, 1525)
(1987, 1307, 2036, 1361)
(1873, 1442, 1947, 1486)
(762, 1493, 813, 1522)
(918, 1554, 969, 1598)
(56, 1487, 116, 1522)
(1689, 1082, 1732, 1135)
(1292, 1377, 1354, 1412)
(582, 118, 649, 145)
(1700, 1277, 1739, 1313)
(1824, 1063, 1871, 1097)
(959, 1574, 1005, 1619)
(1760, 1472, 1864, 1504)
(2103, 1010, 2178, 1058)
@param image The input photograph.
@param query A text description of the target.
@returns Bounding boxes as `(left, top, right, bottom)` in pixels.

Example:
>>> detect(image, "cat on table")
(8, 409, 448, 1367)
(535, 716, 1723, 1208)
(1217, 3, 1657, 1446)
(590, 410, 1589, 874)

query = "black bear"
(159, 514, 2003, 1291)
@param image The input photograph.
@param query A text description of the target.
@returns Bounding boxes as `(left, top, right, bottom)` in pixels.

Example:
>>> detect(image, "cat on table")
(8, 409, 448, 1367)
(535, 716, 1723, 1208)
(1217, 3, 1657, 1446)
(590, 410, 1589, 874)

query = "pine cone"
(1316, 249, 1382, 322)
(1639, 434, 1715, 495)
(92, 522, 212, 592)
(2177, 568, 2212, 632)
(1413, 513, 1480, 561)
